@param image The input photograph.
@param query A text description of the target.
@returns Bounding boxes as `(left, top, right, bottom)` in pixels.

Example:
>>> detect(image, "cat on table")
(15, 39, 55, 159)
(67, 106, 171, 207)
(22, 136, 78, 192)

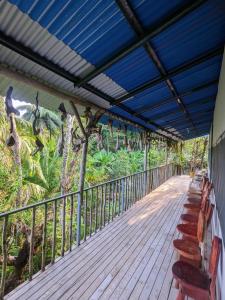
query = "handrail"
(0, 163, 178, 297)
(0, 163, 172, 217)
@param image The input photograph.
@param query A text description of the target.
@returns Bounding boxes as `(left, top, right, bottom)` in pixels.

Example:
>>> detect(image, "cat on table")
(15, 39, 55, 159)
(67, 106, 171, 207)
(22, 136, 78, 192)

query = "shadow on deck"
(5, 175, 190, 300)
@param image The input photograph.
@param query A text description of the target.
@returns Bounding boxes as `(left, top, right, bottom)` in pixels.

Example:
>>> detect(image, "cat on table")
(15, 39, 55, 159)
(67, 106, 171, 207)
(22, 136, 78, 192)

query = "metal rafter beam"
(116, 0, 197, 133)
(75, 0, 206, 86)
(113, 46, 223, 104)
(149, 96, 215, 121)
(133, 79, 218, 116)
(162, 109, 214, 127)
(0, 30, 117, 105)
(170, 117, 212, 132)
(0, 31, 181, 140)
(116, 103, 182, 139)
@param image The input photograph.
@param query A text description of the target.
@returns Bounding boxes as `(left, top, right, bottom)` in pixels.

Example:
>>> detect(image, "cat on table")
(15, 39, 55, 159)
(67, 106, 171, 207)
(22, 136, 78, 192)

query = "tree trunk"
(200, 138, 208, 169)
(11, 114, 22, 207)
(190, 140, 197, 172)
(60, 114, 74, 194)
(79, 140, 88, 205)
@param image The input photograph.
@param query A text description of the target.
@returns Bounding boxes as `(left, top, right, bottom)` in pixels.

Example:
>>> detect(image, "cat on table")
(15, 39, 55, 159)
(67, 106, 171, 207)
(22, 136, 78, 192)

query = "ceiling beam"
(0, 31, 182, 140)
(162, 109, 214, 127)
(0, 30, 117, 105)
(116, 0, 197, 133)
(149, 96, 215, 121)
(114, 103, 182, 139)
(170, 117, 213, 132)
(74, 0, 206, 86)
(113, 46, 223, 104)
(133, 79, 218, 116)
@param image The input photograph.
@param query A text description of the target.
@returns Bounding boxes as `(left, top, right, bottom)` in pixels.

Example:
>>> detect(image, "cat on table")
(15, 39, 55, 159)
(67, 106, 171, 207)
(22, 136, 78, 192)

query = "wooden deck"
(5, 175, 190, 300)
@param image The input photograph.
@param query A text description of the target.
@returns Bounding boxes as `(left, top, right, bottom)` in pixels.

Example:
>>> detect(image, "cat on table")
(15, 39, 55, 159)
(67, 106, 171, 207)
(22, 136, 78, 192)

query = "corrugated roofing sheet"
(0, 0, 225, 140)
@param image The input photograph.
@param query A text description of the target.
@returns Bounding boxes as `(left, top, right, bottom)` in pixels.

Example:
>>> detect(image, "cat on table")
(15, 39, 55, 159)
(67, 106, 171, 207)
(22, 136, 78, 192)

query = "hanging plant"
(96, 125, 103, 150)
(115, 126, 121, 151)
(31, 137, 44, 156)
(123, 125, 128, 148)
(5, 86, 20, 147)
(32, 92, 41, 136)
(107, 119, 113, 137)
(58, 102, 67, 156)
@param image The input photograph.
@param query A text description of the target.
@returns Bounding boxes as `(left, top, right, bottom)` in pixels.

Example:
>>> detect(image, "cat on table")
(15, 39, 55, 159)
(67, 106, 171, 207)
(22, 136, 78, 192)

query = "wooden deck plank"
(6, 192, 153, 300)
(46, 184, 180, 300)
(103, 194, 184, 300)
(126, 195, 184, 300)
(34, 192, 167, 300)
(82, 187, 183, 300)
(5, 175, 190, 300)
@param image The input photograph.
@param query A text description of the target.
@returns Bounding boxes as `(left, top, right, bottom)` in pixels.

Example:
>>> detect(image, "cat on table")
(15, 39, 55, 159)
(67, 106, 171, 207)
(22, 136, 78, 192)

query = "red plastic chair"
(174, 205, 214, 267)
(181, 203, 214, 226)
(188, 182, 212, 203)
(172, 236, 222, 300)
(176, 211, 205, 243)
(184, 192, 208, 216)
(188, 177, 208, 195)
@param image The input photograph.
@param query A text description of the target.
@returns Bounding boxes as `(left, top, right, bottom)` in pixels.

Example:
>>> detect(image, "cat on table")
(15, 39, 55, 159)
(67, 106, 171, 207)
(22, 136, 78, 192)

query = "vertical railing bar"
(108, 183, 111, 222)
(76, 192, 81, 247)
(103, 184, 106, 227)
(100, 185, 103, 229)
(111, 181, 115, 221)
(118, 180, 121, 215)
(129, 176, 131, 208)
(134, 175, 136, 202)
(95, 187, 98, 233)
(41, 203, 47, 271)
(29, 207, 36, 281)
(69, 194, 74, 251)
(116, 180, 119, 216)
(121, 178, 125, 213)
(137, 174, 139, 201)
(129, 176, 131, 206)
(84, 191, 87, 241)
(90, 189, 93, 237)
(125, 177, 127, 209)
(137, 174, 139, 200)
(51, 200, 57, 263)
(61, 196, 66, 257)
(127, 177, 129, 208)
(0, 215, 8, 299)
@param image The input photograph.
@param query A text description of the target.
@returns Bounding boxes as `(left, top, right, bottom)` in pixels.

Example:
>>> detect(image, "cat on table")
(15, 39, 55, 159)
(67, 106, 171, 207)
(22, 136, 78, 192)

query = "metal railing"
(0, 163, 178, 297)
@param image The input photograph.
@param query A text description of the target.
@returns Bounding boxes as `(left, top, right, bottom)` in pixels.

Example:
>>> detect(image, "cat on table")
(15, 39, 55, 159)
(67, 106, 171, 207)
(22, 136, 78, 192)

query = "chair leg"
(176, 289, 185, 300)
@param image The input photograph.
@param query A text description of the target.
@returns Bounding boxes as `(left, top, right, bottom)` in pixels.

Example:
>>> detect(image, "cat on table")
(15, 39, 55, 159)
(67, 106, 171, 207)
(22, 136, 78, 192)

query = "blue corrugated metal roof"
(0, 0, 225, 140)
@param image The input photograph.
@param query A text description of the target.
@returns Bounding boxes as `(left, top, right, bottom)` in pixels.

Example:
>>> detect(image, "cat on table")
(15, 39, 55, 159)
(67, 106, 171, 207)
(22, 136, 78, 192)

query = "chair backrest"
(200, 192, 208, 211)
(197, 211, 205, 242)
(201, 176, 208, 190)
(209, 236, 222, 300)
(200, 176, 206, 190)
(206, 204, 214, 226)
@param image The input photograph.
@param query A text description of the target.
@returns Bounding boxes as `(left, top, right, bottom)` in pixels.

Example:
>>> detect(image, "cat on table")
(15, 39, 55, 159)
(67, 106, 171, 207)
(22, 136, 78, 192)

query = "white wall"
(210, 46, 225, 300)
(213, 47, 225, 146)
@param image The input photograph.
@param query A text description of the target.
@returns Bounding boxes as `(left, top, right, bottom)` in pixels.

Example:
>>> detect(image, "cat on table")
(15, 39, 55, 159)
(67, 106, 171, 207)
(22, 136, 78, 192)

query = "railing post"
(0, 216, 8, 299)
(121, 178, 125, 212)
(144, 138, 148, 195)
(76, 192, 81, 246)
